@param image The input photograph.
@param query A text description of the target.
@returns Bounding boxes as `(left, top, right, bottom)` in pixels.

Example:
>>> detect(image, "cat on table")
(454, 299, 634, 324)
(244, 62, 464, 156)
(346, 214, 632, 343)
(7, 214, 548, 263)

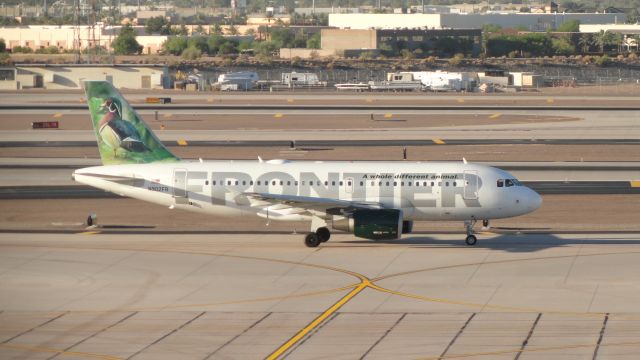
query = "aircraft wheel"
(305, 233, 321, 248)
(316, 227, 331, 242)
(465, 235, 477, 246)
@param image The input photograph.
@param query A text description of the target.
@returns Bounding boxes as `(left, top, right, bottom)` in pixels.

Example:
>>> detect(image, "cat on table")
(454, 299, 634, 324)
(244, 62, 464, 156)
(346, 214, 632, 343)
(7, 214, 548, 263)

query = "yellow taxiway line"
(266, 281, 370, 360)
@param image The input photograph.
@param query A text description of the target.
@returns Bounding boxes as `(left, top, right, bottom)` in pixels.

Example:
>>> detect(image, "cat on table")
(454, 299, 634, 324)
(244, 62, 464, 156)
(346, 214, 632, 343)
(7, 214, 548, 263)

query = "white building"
(0, 25, 168, 54)
(329, 13, 625, 32)
(579, 24, 640, 34)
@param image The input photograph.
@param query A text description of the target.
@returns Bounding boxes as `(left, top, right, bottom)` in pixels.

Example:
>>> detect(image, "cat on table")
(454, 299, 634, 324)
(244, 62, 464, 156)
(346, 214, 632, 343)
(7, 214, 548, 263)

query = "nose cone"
(527, 188, 542, 212)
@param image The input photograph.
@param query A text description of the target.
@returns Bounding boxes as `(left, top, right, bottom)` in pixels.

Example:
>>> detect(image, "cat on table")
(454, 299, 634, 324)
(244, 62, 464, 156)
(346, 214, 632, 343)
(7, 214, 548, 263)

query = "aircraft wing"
(243, 192, 384, 216)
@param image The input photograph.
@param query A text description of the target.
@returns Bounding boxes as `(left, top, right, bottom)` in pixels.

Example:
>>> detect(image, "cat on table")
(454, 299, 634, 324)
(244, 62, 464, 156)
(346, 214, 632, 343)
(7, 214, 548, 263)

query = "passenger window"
(341, 181, 344, 186)
(280, 181, 283, 185)
(445, 182, 449, 187)
(386, 182, 390, 186)
(401, 182, 404, 186)
(506, 179, 514, 187)
(287, 181, 290, 186)
(227, 180, 231, 185)
(250, 181, 253, 185)
(301, 181, 305, 185)
(272, 181, 276, 186)
(359, 181, 362, 186)
(408, 182, 411, 186)
(371, 181, 375, 186)
(393, 182, 397, 186)
(212, 181, 216, 186)
(295, 181, 298, 186)
(430, 182, 434, 186)
(235, 181, 239, 185)
(257, 181, 261, 185)
(453, 181, 456, 186)
(497, 179, 504, 187)
(332, 181, 336, 186)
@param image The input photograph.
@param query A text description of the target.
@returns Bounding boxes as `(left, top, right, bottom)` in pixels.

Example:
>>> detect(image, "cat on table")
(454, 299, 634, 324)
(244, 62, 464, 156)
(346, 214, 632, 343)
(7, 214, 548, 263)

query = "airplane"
(73, 81, 542, 247)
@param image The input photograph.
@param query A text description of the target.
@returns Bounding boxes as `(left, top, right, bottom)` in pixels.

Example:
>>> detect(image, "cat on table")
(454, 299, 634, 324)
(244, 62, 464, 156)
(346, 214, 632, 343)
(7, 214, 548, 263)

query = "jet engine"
(331, 209, 403, 240)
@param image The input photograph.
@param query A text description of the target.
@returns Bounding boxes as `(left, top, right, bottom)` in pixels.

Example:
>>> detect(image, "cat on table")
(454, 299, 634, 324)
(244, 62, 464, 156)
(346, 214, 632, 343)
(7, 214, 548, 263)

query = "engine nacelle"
(332, 209, 403, 240)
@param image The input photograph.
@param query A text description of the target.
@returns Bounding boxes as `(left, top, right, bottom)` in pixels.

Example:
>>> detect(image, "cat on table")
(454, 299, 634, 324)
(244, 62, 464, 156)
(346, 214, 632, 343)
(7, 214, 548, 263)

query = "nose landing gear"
(465, 219, 477, 246)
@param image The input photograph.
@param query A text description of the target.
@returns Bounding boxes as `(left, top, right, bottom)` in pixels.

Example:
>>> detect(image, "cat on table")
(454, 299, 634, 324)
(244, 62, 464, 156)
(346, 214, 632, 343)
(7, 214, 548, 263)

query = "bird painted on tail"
(98, 98, 148, 153)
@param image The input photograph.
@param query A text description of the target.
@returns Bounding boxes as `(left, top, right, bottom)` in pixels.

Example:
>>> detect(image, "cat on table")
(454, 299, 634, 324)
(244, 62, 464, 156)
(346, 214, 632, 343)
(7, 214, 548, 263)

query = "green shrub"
(181, 45, 202, 60)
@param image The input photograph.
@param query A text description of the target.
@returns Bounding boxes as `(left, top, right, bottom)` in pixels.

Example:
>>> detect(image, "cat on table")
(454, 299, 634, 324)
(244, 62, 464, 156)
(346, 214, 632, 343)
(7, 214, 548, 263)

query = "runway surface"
(2, 232, 640, 359)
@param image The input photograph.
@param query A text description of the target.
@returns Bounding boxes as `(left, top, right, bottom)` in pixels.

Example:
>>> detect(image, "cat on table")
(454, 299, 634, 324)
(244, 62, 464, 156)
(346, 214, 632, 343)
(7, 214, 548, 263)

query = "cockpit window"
(505, 179, 514, 187)
(497, 179, 504, 187)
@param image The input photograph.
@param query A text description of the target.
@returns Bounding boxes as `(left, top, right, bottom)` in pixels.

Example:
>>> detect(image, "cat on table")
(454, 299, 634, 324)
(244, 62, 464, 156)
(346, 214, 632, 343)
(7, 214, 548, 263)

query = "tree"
(306, 33, 321, 49)
(561, 1, 585, 13)
(145, 16, 170, 35)
(218, 41, 238, 55)
(187, 36, 209, 53)
(210, 23, 223, 35)
(578, 34, 593, 53)
(594, 30, 615, 53)
(228, 25, 239, 35)
(482, 24, 502, 34)
(0, 38, 5, 53)
(556, 19, 580, 32)
(112, 24, 142, 55)
(162, 36, 188, 55)
(207, 35, 226, 54)
(552, 36, 575, 55)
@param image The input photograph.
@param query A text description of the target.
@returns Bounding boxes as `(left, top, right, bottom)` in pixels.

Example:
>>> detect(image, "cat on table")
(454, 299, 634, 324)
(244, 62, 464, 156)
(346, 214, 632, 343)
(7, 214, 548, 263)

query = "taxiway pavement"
(1, 232, 640, 359)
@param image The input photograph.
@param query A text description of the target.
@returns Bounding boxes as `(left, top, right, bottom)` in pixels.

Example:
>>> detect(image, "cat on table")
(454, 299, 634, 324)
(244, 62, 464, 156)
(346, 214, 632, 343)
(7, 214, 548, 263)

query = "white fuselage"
(73, 160, 542, 223)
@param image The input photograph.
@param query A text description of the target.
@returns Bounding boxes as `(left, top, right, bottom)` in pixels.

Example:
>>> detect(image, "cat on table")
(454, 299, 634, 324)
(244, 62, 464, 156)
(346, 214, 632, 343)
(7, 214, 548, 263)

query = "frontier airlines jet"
(73, 81, 542, 247)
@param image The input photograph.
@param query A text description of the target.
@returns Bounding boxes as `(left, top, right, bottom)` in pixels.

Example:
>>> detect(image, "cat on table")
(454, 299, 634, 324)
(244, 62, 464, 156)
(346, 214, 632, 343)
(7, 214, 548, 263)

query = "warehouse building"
(1, 65, 170, 90)
(321, 28, 482, 57)
(329, 12, 625, 32)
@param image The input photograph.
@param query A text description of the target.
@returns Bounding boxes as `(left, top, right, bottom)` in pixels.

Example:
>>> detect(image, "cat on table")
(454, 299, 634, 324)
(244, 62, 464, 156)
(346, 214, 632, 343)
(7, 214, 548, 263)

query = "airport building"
(0, 25, 169, 54)
(329, 12, 626, 32)
(0, 65, 170, 90)
(321, 28, 482, 57)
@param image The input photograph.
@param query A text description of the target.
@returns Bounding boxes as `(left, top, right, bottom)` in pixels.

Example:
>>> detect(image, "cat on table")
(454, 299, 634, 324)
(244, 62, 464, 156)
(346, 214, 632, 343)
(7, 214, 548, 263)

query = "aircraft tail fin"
(82, 80, 179, 165)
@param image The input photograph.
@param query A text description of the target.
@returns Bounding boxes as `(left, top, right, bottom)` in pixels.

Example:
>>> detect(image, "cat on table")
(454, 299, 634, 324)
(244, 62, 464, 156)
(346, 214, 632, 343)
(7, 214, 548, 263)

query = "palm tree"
(594, 30, 615, 53)
(578, 34, 593, 54)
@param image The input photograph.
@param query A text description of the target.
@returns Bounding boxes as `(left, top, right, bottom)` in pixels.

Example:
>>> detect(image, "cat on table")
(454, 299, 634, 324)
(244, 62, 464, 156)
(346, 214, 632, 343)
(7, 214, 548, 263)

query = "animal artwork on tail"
(84, 81, 179, 165)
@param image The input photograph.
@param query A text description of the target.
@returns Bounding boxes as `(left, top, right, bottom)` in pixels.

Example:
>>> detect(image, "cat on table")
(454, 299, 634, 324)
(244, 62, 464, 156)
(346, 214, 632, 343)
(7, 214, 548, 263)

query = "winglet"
(462, 157, 467, 164)
(258, 156, 264, 163)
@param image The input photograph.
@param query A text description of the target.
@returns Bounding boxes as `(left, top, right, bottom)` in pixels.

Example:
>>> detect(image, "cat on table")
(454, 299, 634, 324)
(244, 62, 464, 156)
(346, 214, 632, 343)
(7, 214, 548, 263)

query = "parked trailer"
(334, 83, 370, 91)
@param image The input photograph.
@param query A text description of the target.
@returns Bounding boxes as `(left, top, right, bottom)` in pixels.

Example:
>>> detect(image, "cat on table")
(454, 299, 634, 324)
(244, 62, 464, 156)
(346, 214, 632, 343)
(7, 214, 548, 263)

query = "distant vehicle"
(407, 71, 476, 92)
(75, 81, 542, 248)
(214, 71, 259, 91)
(281, 72, 326, 88)
(334, 83, 370, 91)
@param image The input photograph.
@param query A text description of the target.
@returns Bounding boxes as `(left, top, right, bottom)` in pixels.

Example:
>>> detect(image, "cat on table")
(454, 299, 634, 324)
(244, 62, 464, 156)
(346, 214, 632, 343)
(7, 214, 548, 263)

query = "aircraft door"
(345, 177, 354, 195)
(173, 168, 188, 204)
(464, 170, 479, 200)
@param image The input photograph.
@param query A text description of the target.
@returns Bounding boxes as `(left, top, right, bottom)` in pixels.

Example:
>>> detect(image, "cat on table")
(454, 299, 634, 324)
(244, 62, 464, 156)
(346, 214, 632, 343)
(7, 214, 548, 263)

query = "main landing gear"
(465, 219, 477, 246)
(304, 226, 331, 248)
